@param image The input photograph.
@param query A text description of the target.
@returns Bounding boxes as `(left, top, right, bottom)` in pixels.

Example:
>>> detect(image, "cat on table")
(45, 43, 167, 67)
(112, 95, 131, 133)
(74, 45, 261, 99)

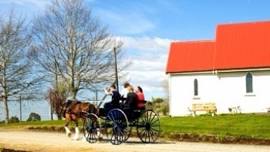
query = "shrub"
(151, 97, 169, 116)
(145, 102, 153, 110)
(9, 116, 20, 123)
(27, 112, 41, 121)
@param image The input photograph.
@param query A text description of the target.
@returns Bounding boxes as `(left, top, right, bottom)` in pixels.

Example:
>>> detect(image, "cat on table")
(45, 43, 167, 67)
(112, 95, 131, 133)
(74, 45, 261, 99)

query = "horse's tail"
(61, 100, 72, 118)
(61, 102, 67, 118)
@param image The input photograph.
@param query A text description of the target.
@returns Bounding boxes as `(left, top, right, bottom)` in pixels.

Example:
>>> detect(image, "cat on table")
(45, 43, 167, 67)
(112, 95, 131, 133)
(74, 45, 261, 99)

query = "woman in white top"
(120, 82, 131, 102)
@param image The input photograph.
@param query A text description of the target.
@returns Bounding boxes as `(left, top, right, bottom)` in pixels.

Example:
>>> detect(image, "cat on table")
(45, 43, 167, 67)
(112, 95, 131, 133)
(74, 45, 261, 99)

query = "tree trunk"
(50, 105, 54, 120)
(57, 114, 62, 120)
(71, 88, 77, 99)
(3, 96, 9, 124)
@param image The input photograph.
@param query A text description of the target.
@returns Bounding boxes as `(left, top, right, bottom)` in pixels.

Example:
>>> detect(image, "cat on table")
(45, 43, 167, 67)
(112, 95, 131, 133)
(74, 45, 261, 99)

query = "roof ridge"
(217, 20, 270, 27)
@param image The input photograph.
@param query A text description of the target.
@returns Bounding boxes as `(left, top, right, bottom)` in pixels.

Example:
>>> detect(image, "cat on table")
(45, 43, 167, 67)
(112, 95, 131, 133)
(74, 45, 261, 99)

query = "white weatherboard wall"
(168, 70, 270, 116)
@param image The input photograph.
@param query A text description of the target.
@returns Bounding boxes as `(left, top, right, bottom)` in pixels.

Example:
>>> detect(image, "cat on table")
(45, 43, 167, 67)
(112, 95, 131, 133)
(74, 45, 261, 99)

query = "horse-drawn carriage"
(62, 84, 160, 145)
(83, 104, 160, 145)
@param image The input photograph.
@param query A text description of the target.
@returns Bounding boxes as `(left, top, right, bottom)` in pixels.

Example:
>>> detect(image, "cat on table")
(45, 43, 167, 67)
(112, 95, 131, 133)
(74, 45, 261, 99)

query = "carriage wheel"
(137, 110, 160, 143)
(83, 113, 100, 143)
(107, 109, 130, 145)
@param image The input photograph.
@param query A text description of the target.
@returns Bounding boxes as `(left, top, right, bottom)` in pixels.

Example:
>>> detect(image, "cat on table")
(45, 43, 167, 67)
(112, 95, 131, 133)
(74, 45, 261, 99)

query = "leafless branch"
(31, 0, 125, 99)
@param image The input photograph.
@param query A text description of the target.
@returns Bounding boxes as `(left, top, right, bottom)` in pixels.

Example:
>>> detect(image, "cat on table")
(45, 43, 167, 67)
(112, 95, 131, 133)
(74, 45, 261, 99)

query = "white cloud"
(118, 36, 172, 99)
(119, 36, 170, 52)
(96, 9, 155, 35)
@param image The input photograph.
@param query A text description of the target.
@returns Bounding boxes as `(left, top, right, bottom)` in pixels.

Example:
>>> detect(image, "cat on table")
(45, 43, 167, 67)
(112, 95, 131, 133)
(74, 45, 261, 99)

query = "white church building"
(166, 21, 270, 116)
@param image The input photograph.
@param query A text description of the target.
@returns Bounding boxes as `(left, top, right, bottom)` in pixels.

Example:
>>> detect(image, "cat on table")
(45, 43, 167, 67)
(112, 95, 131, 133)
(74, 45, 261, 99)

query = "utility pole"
(19, 96, 22, 121)
(113, 47, 119, 91)
(95, 89, 98, 101)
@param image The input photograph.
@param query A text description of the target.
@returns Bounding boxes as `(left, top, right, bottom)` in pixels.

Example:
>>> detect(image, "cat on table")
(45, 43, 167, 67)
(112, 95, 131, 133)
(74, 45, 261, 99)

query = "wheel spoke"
(150, 118, 159, 124)
(149, 130, 154, 141)
(149, 113, 157, 123)
(144, 130, 147, 142)
(147, 131, 151, 142)
(148, 111, 153, 122)
(151, 123, 160, 128)
(111, 112, 115, 121)
(146, 111, 149, 122)
(150, 127, 159, 133)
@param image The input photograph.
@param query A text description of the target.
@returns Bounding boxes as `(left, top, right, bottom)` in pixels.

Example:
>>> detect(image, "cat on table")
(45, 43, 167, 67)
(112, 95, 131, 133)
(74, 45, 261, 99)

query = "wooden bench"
(191, 102, 217, 116)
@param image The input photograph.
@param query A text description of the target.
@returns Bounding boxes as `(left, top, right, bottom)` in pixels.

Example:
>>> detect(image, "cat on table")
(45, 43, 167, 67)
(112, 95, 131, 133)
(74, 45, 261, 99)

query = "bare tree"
(31, 0, 121, 99)
(0, 13, 40, 124)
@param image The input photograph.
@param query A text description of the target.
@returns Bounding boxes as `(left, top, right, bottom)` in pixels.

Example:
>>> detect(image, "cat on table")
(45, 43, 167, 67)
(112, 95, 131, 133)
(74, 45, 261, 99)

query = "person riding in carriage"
(135, 86, 146, 110)
(120, 83, 146, 120)
(103, 84, 121, 114)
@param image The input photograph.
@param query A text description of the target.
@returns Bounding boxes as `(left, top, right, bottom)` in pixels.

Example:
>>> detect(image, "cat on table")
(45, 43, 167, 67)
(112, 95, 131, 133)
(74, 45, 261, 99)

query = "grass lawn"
(160, 113, 270, 139)
(0, 120, 65, 130)
(1, 113, 270, 140)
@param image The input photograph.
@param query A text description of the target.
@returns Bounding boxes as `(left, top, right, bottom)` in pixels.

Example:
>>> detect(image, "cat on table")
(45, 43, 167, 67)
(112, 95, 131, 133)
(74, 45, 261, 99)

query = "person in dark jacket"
(104, 85, 121, 114)
(122, 85, 137, 119)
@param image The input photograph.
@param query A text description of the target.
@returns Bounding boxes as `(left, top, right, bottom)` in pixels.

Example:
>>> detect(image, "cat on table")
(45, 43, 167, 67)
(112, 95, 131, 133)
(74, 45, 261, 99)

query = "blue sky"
(90, 0, 270, 39)
(0, 0, 270, 99)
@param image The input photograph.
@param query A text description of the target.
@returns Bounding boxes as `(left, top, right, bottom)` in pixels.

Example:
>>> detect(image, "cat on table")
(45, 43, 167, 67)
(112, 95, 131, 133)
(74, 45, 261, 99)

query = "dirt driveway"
(0, 131, 269, 152)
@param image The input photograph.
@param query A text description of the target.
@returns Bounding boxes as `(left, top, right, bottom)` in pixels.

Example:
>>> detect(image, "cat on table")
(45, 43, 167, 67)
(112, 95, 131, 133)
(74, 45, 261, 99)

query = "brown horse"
(61, 99, 99, 140)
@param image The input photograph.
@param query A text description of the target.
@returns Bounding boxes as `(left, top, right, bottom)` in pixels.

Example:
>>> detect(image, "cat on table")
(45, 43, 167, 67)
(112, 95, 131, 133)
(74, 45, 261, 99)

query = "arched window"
(246, 72, 253, 93)
(194, 79, 198, 96)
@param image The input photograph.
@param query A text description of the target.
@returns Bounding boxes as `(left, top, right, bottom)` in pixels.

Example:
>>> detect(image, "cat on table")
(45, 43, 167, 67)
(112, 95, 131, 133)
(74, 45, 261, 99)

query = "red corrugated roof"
(215, 21, 270, 70)
(166, 21, 270, 73)
(166, 41, 215, 73)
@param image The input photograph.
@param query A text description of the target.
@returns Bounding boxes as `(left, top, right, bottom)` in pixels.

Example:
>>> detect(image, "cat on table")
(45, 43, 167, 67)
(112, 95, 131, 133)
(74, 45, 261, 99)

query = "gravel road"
(0, 131, 269, 152)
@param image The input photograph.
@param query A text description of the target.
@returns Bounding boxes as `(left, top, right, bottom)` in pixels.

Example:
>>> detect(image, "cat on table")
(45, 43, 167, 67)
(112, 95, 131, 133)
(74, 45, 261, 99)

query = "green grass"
(0, 120, 65, 129)
(160, 113, 270, 139)
(1, 113, 270, 139)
